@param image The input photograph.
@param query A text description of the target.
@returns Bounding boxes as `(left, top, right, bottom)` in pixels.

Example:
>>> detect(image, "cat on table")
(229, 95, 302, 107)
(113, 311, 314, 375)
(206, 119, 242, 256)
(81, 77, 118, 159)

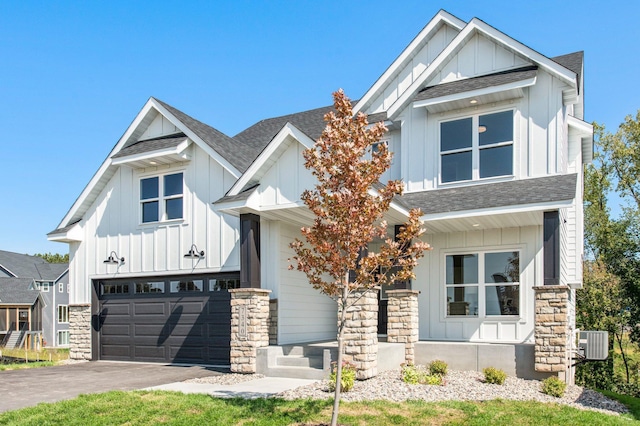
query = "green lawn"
(0, 348, 68, 371)
(0, 391, 637, 426)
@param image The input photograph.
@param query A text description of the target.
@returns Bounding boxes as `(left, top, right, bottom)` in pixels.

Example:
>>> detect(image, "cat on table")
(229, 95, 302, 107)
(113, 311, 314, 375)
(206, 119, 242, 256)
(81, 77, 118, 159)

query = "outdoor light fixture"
(103, 251, 125, 265)
(184, 244, 205, 259)
(469, 99, 478, 104)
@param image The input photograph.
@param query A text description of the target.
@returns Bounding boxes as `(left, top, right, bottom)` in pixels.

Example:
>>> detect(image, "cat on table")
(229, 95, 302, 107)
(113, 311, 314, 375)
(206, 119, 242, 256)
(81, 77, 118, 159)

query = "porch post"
(386, 289, 419, 364)
(240, 213, 261, 288)
(229, 288, 271, 373)
(533, 285, 570, 379)
(340, 287, 379, 380)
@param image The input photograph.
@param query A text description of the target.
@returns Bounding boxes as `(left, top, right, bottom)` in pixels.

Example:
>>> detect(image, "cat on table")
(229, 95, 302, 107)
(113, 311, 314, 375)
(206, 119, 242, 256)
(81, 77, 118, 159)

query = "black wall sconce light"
(103, 251, 125, 265)
(184, 244, 205, 259)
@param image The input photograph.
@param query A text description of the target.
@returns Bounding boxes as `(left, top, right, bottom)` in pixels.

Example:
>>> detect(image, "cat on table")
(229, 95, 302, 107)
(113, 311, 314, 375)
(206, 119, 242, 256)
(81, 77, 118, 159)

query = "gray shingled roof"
(233, 105, 334, 164)
(552, 51, 583, 91)
(415, 66, 538, 102)
(214, 184, 259, 205)
(0, 278, 38, 305)
(112, 133, 188, 159)
(0, 251, 68, 281)
(400, 174, 577, 215)
(153, 98, 256, 173)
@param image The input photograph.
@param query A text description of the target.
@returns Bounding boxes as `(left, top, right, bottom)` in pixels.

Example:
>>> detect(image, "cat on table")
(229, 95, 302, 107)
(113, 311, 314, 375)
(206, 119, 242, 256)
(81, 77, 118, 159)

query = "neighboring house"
(0, 278, 43, 349)
(0, 251, 70, 347)
(48, 10, 592, 382)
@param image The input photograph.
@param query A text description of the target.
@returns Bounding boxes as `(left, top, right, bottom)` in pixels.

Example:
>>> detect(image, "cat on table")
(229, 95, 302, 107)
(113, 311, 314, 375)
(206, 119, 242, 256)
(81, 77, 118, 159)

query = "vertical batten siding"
(277, 223, 337, 345)
(369, 24, 459, 114)
(72, 144, 239, 304)
(416, 226, 540, 343)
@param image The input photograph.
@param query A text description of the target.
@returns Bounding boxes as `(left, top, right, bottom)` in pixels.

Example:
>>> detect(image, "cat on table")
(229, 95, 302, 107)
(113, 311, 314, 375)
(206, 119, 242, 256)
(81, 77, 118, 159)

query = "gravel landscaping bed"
(275, 369, 628, 416)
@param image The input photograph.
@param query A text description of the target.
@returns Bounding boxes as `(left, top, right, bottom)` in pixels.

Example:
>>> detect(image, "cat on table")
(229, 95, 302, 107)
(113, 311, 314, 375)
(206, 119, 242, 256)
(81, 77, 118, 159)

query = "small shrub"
(541, 376, 567, 397)
(611, 382, 640, 398)
(328, 361, 356, 392)
(483, 367, 507, 385)
(429, 360, 448, 376)
(401, 364, 444, 386)
(401, 364, 424, 385)
(423, 374, 444, 386)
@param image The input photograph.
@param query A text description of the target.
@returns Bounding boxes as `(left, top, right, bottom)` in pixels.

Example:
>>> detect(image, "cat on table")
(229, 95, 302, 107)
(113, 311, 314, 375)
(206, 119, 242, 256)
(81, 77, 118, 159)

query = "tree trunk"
(616, 329, 630, 383)
(331, 285, 349, 426)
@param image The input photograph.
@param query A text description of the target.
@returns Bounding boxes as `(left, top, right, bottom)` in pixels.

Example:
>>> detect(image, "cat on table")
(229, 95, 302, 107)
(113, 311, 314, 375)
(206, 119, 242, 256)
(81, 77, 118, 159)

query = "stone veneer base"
(69, 304, 92, 361)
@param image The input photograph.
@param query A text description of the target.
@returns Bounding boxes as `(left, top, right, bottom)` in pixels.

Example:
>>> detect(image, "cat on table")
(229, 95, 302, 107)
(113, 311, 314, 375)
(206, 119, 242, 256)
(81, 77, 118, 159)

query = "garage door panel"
(101, 302, 131, 316)
(170, 300, 206, 315)
(101, 344, 131, 358)
(134, 345, 166, 361)
(100, 324, 131, 337)
(133, 324, 167, 337)
(134, 302, 167, 315)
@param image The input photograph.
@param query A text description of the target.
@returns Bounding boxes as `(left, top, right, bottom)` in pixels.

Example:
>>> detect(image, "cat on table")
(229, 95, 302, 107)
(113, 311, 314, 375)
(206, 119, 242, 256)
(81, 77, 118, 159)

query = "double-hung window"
(445, 251, 520, 317)
(58, 305, 69, 323)
(140, 172, 183, 223)
(440, 110, 514, 183)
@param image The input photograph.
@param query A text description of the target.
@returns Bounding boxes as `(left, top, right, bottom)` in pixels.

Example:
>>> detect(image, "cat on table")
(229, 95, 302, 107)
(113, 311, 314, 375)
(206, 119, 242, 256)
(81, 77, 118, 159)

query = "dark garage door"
(96, 274, 238, 365)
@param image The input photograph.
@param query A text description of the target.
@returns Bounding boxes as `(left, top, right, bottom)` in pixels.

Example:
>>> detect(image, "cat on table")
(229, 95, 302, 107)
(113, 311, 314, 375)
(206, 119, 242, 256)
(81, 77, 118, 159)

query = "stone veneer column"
(340, 287, 379, 380)
(69, 304, 92, 360)
(229, 288, 271, 373)
(533, 285, 570, 375)
(386, 289, 419, 364)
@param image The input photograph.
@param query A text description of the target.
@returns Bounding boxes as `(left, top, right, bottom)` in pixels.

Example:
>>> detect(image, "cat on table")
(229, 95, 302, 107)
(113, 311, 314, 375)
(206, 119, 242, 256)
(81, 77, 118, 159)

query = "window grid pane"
(441, 118, 472, 152)
(140, 177, 159, 200)
(165, 197, 183, 220)
(164, 173, 183, 197)
(479, 145, 513, 178)
(441, 151, 472, 183)
(479, 111, 513, 146)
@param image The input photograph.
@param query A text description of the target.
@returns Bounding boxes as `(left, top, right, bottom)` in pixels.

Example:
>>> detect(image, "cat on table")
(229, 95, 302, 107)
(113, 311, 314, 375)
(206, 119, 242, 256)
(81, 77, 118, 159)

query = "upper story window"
(440, 110, 513, 184)
(140, 172, 183, 223)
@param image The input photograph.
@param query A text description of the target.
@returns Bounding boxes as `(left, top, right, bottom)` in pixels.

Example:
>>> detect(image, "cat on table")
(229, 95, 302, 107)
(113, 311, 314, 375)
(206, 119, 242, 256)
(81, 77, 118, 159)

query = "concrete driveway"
(0, 361, 224, 413)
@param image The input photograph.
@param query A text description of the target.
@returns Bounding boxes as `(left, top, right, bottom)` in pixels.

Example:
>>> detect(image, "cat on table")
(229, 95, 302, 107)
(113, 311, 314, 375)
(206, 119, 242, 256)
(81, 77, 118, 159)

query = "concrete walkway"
(147, 377, 317, 399)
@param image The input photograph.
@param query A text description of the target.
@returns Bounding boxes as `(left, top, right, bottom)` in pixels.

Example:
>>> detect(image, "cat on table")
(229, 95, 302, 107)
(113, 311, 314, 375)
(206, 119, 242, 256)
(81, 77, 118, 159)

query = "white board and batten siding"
(415, 226, 541, 343)
(70, 144, 239, 305)
(367, 23, 459, 114)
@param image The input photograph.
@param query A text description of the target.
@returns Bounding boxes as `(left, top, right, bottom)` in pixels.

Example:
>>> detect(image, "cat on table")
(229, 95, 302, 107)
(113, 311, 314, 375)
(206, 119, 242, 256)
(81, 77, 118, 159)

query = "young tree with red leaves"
(289, 89, 431, 426)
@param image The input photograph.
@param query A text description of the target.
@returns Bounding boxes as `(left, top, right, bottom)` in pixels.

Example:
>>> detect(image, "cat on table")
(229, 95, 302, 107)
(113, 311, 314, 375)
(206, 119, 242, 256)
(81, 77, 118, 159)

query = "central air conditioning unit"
(575, 331, 609, 362)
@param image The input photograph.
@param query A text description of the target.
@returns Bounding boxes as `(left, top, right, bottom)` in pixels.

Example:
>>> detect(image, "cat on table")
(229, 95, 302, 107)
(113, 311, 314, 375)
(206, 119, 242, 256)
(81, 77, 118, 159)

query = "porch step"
(276, 354, 323, 369)
(263, 366, 327, 380)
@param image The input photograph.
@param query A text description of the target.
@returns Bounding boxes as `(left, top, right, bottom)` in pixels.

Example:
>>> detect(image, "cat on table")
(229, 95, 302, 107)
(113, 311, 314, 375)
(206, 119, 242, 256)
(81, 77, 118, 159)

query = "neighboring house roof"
(0, 278, 39, 305)
(153, 98, 256, 173)
(112, 133, 188, 158)
(414, 65, 538, 102)
(0, 250, 68, 281)
(400, 174, 577, 215)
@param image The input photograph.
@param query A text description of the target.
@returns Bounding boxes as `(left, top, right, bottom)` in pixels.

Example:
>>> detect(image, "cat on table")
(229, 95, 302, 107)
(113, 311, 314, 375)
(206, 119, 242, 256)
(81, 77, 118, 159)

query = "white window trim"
(438, 108, 515, 186)
(442, 248, 522, 320)
(139, 170, 186, 225)
(58, 282, 64, 293)
(58, 305, 69, 324)
(41, 282, 50, 292)
(57, 330, 70, 346)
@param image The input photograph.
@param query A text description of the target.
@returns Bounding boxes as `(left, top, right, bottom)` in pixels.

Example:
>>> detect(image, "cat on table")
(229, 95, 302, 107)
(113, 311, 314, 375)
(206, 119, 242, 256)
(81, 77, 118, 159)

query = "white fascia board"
(421, 199, 574, 222)
(413, 76, 536, 109)
(0, 264, 17, 278)
(111, 139, 191, 165)
(227, 123, 315, 197)
(213, 190, 261, 213)
(388, 19, 576, 119)
(568, 115, 594, 164)
(353, 10, 466, 115)
(567, 115, 593, 135)
(57, 99, 160, 230)
(470, 19, 576, 86)
(47, 222, 83, 243)
(150, 99, 241, 179)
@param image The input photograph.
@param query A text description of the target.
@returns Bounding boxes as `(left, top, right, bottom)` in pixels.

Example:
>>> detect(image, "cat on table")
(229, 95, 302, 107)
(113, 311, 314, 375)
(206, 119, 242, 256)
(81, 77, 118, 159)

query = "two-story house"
(0, 250, 70, 348)
(48, 10, 592, 382)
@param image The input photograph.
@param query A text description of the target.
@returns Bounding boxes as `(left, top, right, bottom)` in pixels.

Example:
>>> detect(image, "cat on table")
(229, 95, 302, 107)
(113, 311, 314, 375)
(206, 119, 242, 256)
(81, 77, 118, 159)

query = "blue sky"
(0, 1, 637, 255)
